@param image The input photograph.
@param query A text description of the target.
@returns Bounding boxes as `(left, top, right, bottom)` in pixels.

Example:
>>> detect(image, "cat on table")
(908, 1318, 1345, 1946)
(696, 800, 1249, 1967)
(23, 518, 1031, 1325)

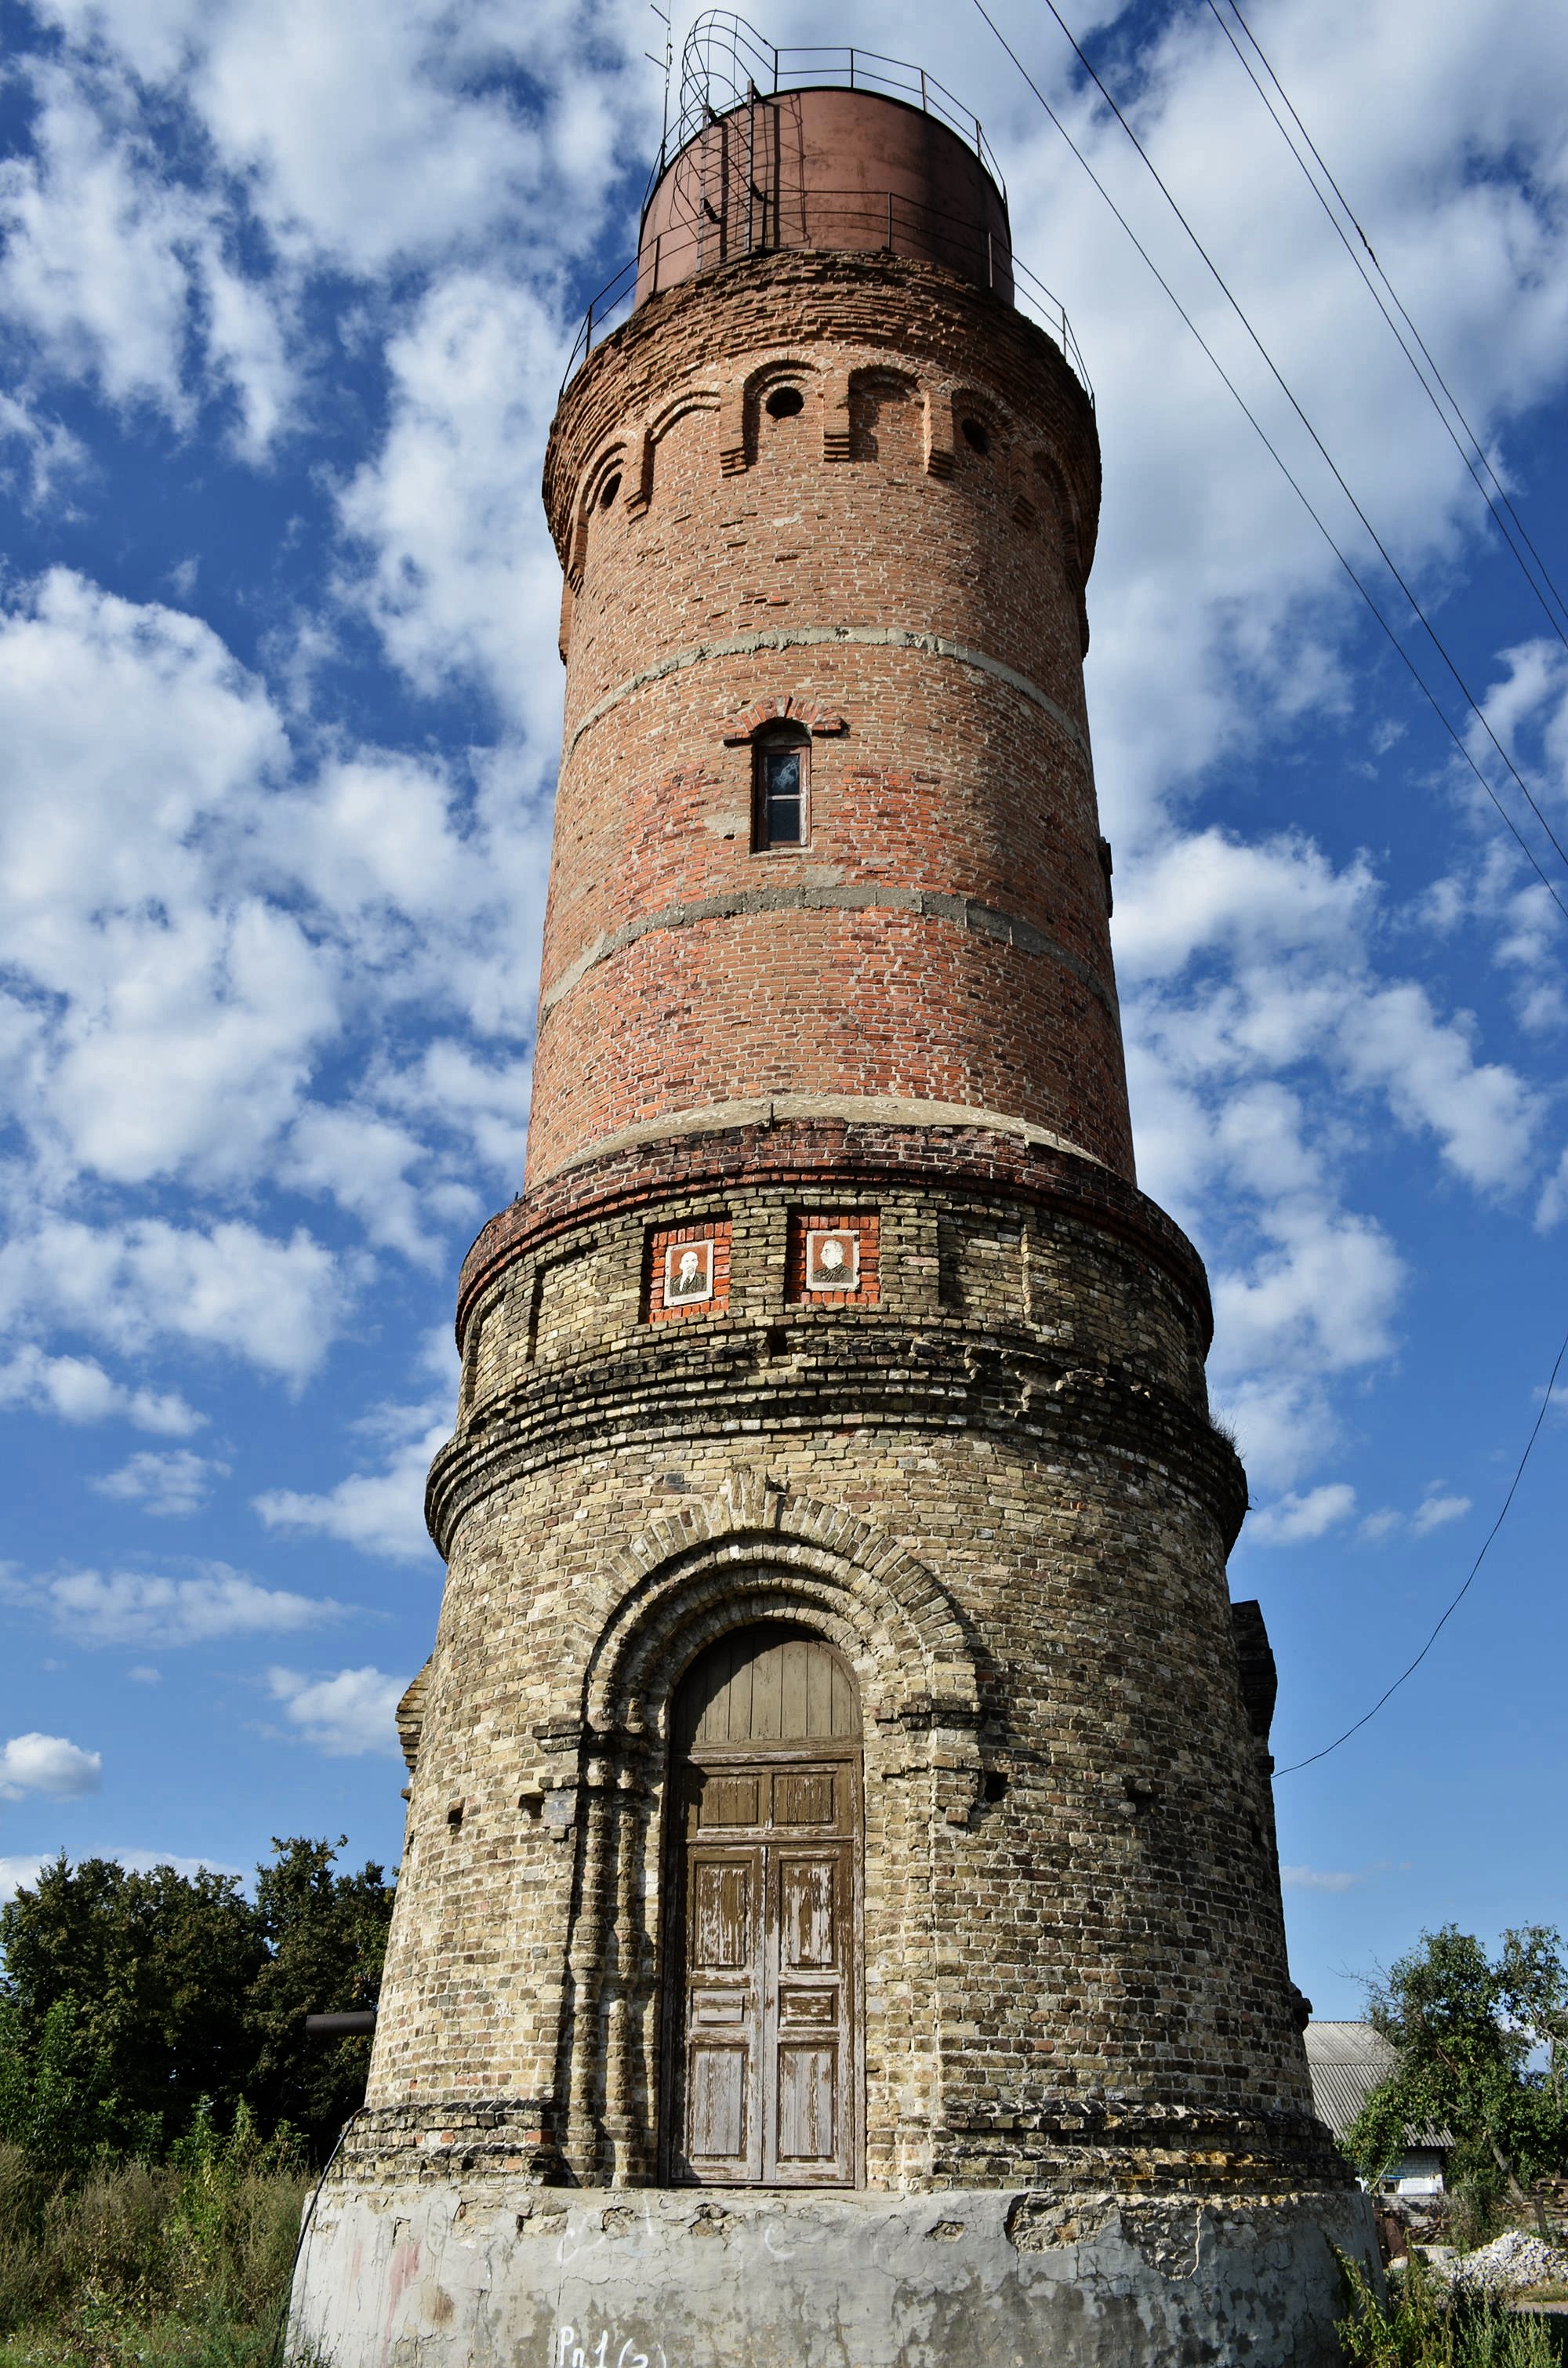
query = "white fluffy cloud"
(5, 0, 655, 463)
(1247, 1483, 1359, 1546)
(336, 271, 570, 739)
(1116, 826, 1549, 1484)
(0, 563, 553, 1418)
(0, 1346, 201, 1436)
(0, 68, 207, 425)
(0, 1855, 49, 1905)
(0, 1218, 347, 1385)
(0, 390, 86, 504)
(255, 1404, 448, 1564)
(1411, 1489, 1473, 1537)
(0, 1731, 101, 1800)
(0, 66, 294, 456)
(20, 1565, 346, 1647)
(92, 1450, 229, 1517)
(36, 0, 653, 258)
(266, 1664, 405, 1756)
(1360, 1487, 1475, 1544)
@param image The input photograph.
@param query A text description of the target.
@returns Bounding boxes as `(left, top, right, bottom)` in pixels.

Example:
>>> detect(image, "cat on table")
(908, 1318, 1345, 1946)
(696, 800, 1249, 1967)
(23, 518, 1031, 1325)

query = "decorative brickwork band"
(538, 889, 1117, 1026)
(564, 622, 1092, 765)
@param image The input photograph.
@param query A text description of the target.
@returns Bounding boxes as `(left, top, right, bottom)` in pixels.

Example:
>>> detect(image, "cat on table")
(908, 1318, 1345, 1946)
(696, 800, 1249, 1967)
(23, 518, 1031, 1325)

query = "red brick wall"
(527, 249, 1131, 1186)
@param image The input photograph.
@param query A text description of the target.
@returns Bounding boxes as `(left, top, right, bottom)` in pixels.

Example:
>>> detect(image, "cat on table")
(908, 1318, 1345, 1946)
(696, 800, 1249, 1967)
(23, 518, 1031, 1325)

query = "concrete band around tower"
(288, 39, 1374, 2368)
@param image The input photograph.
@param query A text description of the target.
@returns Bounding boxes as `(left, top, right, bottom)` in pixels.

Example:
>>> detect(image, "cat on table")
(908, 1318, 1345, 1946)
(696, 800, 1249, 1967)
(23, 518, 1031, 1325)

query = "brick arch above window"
(722, 696, 847, 746)
(580, 1465, 984, 1742)
(721, 359, 822, 474)
(566, 441, 631, 587)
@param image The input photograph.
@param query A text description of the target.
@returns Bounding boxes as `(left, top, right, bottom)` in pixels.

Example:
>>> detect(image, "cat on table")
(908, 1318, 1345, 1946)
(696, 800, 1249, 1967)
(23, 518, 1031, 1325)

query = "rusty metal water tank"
(637, 82, 1014, 307)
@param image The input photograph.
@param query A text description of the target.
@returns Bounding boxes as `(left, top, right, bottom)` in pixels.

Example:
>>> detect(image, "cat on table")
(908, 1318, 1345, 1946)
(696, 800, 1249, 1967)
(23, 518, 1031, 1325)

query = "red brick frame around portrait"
(786, 1210, 880, 1307)
(646, 1217, 733, 1321)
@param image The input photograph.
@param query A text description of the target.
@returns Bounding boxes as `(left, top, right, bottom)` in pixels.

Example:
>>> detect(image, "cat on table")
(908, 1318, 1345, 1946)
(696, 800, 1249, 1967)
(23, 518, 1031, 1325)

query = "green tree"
(1348, 1924, 1568, 2204)
(245, 1836, 394, 2159)
(0, 1991, 136, 2173)
(0, 1856, 265, 2156)
(0, 1837, 395, 2167)
(1498, 1927, 1568, 2119)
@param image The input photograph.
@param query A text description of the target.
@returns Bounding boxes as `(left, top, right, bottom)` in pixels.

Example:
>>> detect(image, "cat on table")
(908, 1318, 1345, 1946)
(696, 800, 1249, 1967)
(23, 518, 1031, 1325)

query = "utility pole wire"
(1272, 1321, 1568, 1777)
(1210, 0, 1568, 648)
(983, 0, 1568, 889)
(967, 0, 1568, 1769)
(966, 0, 1568, 925)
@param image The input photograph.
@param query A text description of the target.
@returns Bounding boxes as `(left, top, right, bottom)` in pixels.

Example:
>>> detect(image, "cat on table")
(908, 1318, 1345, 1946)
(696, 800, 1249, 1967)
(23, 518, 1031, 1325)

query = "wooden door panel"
(777, 1985, 835, 2024)
(677, 1846, 763, 2183)
(691, 1858, 753, 1969)
(780, 1853, 840, 1969)
(776, 2043, 838, 2165)
(673, 1823, 856, 2183)
(687, 2043, 752, 2169)
(691, 1985, 749, 2025)
(768, 1843, 851, 2182)
(771, 1769, 836, 1826)
(695, 1774, 760, 1829)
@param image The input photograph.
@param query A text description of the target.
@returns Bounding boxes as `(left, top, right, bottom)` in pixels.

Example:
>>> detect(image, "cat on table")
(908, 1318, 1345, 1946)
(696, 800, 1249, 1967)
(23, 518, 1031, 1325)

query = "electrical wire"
(1210, 0, 1568, 648)
(982, 0, 1568, 892)
(967, 0, 1568, 925)
(967, 1, 1568, 1771)
(1272, 1320, 1568, 1777)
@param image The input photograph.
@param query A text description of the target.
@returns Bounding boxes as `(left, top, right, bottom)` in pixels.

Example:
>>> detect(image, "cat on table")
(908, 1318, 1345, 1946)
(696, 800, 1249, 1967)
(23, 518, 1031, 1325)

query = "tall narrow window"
(754, 728, 809, 850)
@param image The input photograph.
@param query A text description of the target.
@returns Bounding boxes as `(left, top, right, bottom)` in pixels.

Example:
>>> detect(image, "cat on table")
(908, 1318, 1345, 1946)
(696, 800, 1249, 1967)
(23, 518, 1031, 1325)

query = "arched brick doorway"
(662, 1620, 862, 2187)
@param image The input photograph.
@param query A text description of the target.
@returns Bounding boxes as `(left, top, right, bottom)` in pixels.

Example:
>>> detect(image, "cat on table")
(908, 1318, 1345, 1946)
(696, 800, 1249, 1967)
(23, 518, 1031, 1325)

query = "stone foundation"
(289, 2178, 1377, 2367)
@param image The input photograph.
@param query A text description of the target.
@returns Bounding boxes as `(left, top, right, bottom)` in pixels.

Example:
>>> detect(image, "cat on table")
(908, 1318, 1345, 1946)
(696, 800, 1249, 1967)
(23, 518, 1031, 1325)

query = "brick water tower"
(292, 19, 1374, 2363)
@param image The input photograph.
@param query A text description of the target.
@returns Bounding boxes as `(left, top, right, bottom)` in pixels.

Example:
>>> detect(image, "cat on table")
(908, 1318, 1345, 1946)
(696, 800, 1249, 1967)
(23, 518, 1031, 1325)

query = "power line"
(1210, 0, 1568, 650)
(966, 0, 1568, 925)
(1272, 1320, 1568, 1777)
(967, 0, 1568, 1775)
(992, 0, 1568, 891)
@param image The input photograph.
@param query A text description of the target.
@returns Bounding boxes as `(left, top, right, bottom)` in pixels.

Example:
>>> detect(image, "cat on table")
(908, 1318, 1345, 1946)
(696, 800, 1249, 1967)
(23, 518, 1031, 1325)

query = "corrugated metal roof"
(1304, 2022, 1452, 2148)
(1305, 2020, 1399, 2068)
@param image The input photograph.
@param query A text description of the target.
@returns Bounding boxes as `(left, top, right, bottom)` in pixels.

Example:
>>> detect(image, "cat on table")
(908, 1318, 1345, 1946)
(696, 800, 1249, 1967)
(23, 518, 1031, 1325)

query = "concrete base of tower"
(287, 2179, 1377, 2367)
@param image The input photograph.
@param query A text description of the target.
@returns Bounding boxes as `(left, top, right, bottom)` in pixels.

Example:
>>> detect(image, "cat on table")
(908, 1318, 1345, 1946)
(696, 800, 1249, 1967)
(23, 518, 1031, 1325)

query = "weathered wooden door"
(664, 1624, 860, 2187)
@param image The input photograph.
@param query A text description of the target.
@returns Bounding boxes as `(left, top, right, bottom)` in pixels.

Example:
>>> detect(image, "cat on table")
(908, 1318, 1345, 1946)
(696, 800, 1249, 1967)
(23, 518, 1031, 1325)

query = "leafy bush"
(1338, 2250, 1565, 2368)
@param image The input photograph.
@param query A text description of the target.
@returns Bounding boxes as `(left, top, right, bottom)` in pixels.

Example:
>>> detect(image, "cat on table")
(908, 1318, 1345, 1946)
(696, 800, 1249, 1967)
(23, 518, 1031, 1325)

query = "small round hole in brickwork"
(982, 1771, 1008, 1805)
(765, 386, 804, 419)
(599, 472, 621, 508)
(960, 416, 991, 456)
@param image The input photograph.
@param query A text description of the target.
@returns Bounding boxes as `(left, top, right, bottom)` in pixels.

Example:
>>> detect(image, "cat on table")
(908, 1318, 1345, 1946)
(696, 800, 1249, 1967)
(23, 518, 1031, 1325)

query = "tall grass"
(0, 2108, 309, 2368)
(1339, 2250, 1566, 2368)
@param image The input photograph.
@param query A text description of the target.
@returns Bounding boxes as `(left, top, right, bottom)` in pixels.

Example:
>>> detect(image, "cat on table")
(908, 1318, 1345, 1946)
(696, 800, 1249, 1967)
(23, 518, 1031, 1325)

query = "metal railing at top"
(655, 12, 1007, 203)
(560, 189, 1093, 405)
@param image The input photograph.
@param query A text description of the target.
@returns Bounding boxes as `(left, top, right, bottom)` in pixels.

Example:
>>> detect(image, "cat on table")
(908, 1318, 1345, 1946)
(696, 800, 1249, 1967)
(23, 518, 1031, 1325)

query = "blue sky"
(0, 0, 1563, 2027)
